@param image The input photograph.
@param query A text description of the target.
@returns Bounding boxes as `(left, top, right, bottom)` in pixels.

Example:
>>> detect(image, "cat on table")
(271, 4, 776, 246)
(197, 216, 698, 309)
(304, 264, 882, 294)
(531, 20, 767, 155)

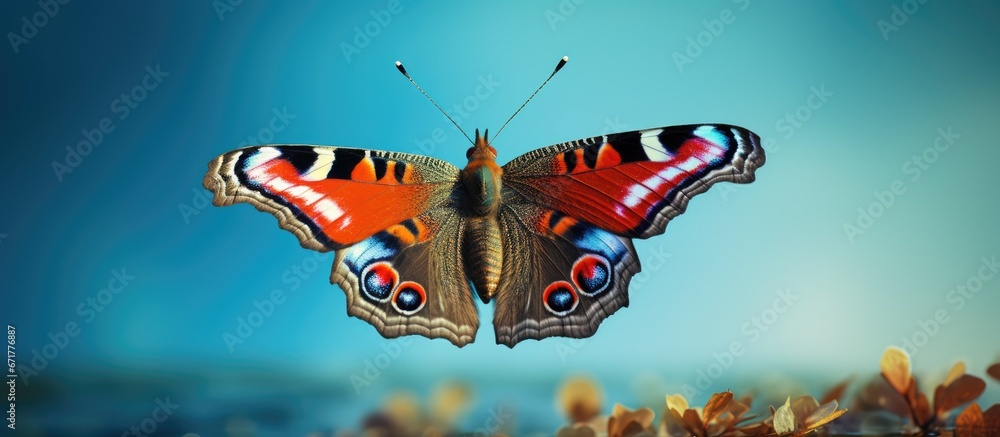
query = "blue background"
(2, 1, 998, 435)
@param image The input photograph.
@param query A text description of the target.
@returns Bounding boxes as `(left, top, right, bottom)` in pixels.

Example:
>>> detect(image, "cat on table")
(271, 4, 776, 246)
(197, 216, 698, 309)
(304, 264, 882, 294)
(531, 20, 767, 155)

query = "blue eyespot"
(572, 254, 612, 296)
(361, 262, 398, 303)
(543, 281, 578, 316)
(392, 281, 426, 315)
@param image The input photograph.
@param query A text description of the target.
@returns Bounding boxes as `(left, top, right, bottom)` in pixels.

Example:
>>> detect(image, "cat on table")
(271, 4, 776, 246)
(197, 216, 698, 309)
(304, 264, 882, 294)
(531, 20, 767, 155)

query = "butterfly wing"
(331, 208, 479, 347)
(204, 145, 458, 251)
(493, 201, 640, 347)
(205, 145, 479, 346)
(492, 124, 764, 346)
(501, 124, 764, 239)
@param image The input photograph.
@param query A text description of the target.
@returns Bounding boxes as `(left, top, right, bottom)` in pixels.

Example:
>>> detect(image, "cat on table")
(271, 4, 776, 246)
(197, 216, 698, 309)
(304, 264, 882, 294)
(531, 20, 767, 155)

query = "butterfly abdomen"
(463, 216, 503, 303)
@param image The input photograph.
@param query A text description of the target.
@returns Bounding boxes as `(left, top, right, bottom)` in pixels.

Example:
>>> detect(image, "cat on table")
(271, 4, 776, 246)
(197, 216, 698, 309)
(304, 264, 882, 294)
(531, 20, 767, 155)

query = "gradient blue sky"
(2, 0, 999, 432)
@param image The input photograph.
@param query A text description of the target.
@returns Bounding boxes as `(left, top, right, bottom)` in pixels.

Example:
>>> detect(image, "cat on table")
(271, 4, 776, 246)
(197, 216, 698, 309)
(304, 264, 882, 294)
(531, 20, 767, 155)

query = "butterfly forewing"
(204, 145, 459, 251)
(502, 124, 765, 239)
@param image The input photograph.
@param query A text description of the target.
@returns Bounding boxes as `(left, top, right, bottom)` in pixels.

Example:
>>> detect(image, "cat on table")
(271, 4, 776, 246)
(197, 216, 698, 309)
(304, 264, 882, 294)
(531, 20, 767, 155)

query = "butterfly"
(203, 58, 765, 347)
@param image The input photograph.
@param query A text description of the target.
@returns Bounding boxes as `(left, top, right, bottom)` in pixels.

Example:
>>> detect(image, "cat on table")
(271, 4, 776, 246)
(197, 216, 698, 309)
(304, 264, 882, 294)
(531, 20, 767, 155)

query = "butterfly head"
(466, 128, 498, 161)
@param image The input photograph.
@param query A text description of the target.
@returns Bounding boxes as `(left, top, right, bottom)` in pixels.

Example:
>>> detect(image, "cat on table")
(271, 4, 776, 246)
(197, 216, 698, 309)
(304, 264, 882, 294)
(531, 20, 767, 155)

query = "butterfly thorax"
(461, 132, 503, 217)
(461, 130, 504, 303)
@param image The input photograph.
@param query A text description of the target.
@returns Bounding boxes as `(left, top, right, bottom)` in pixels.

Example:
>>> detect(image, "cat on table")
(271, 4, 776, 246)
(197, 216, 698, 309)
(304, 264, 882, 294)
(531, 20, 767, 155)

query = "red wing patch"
(204, 145, 457, 251)
(503, 125, 765, 239)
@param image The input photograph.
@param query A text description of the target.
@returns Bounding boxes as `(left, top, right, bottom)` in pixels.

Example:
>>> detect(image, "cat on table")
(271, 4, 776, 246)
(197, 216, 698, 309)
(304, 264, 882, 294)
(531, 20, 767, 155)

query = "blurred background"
(1, 1, 998, 435)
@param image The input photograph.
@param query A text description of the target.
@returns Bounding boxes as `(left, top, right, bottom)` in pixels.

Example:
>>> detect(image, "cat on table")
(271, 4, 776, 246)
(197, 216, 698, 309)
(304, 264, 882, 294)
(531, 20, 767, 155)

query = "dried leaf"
(911, 390, 932, 428)
(608, 404, 655, 437)
(935, 374, 986, 415)
(619, 420, 651, 437)
(790, 396, 819, 427)
(932, 384, 945, 420)
(430, 382, 471, 426)
(738, 422, 773, 437)
(880, 347, 912, 394)
(633, 407, 656, 428)
(706, 413, 733, 436)
(944, 361, 966, 386)
(702, 391, 733, 425)
(659, 407, 690, 437)
(956, 403, 984, 433)
(853, 376, 910, 417)
(607, 416, 621, 437)
(556, 423, 599, 437)
(805, 401, 847, 430)
(681, 408, 705, 437)
(982, 404, 1000, 430)
(804, 400, 836, 426)
(383, 392, 421, 428)
(819, 378, 851, 405)
(987, 363, 1000, 382)
(725, 400, 751, 425)
(723, 402, 757, 435)
(559, 377, 603, 423)
(959, 402, 984, 423)
(774, 397, 796, 436)
(665, 394, 689, 415)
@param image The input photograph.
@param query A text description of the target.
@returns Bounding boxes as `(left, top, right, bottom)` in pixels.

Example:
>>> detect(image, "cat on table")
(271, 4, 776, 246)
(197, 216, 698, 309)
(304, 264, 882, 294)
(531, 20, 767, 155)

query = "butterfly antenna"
(395, 61, 474, 145)
(491, 55, 568, 143)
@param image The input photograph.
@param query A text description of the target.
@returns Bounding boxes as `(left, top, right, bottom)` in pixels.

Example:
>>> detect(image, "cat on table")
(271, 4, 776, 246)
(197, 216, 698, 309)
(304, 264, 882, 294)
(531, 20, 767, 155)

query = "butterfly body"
(459, 129, 505, 302)
(204, 124, 765, 347)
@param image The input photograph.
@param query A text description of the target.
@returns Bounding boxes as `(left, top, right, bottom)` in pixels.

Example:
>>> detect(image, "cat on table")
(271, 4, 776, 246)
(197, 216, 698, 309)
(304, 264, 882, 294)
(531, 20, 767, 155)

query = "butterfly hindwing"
(492, 200, 640, 347)
(331, 209, 479, 347)
(502, 124, 765, 239)
(204, 145, 458, 251)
